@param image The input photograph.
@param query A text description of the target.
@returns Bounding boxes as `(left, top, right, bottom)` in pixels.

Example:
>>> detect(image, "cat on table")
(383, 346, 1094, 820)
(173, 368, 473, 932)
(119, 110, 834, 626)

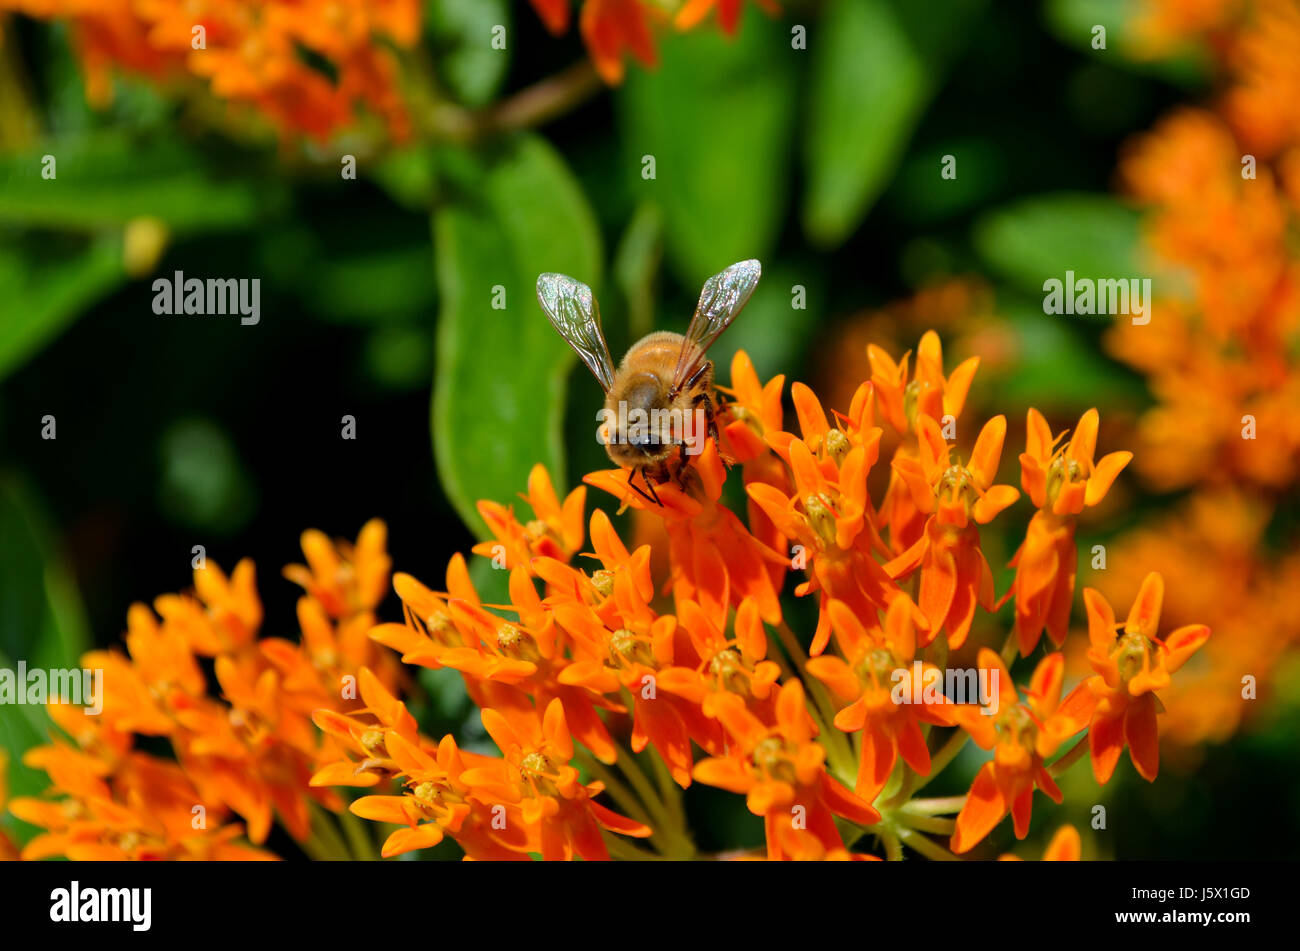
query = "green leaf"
(619, 10, 797, 286)
(802, 0, 985, 246)
(0, 235, 125, 380)
(0, 131, 283, 232)
(1043, 0, 1210, 87)
(427, 0, 512, 108)
(0, 475, 92, 845)
(432, 135, 602, 538)
(612, 200, 664, 341)
(972, 193, 1143, 293)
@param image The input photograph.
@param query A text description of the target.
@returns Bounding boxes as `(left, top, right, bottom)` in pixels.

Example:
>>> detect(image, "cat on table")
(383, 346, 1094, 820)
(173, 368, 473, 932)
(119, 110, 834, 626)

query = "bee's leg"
(693, 390, 719, 446)
(627, 466, 662, 506)
(674, 443, 690, 488)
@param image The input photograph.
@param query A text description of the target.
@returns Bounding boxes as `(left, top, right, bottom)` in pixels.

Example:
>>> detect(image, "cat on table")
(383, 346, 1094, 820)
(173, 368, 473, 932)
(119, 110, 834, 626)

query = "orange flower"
(528, 0, 571, 34)
(719, 350, 792, 590)
(1060, 573, 1210, 783)
(674, 0, 780, 33)
(349, 732, 529, 860)
(1007, 408, 1131, 654)
(473, 699, 651, 860)
(884, 415, 1019, 648)
(807, 599, 952, 802)
(283, 519, 391, 620)
(749, 410, 918, 656)
(10, 748, 276, 861)
(3, 0, 421, 139)
(949, 651, 1085, 853)
(694, 680, 880, 860)
(471, 464, 587, 569)
(587, 438, 786, 633)
(551, 552, 723, 785)
(580, 0, 659, 84)
(998, 824, 1082, 861)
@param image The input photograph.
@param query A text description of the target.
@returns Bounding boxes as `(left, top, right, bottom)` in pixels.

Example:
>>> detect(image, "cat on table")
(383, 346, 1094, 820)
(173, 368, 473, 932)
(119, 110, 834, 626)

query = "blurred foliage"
(0, 0, 1288, 859)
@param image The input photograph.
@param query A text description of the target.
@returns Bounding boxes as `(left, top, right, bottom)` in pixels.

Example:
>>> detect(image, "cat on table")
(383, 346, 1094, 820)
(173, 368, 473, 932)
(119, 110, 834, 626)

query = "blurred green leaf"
(619, 10, 797, 286)
(371, 145, 439, 213)
(0, 235, 125, 380)
(432, 134, 602, 538)
(0, 131, 283, 231)
(427, 0, 512, 108)
(0, 476, 91, 845)
(303, 244, 438, 325)
(803, 0, 985, 246)
(723, 262, 821, 379)
(1044, 0, 1210, 87)
(613, 200, 663, 341)
(364, 325, 434, 390)
(156, 417, 258, 534)
(990, 295, 1148, 410)
(972, 192, 1142, 293)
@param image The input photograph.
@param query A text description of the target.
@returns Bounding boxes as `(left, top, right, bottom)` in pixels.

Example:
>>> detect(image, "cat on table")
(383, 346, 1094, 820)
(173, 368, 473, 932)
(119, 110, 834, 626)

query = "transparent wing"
(537, 273, 616, 392)
(672, 259, 762, 393)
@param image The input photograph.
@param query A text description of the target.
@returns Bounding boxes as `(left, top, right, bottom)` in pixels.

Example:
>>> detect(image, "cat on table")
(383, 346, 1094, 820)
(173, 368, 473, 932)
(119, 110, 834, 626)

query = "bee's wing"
(537, 273, 616, 392)
(672, 259, 761, 394)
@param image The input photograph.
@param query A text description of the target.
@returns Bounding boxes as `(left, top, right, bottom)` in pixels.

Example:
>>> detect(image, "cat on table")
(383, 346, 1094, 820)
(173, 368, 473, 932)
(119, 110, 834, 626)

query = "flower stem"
(1048, 732, 1090, 777)
(896, 826, 960, 861)
(900, 795, 967, 816)
(429, 60, 602, 143)
(773, 619, 857, 782)
(339, 798, 379, 860)
(882, 727, 968, 809)
(306, 802, 353, 860)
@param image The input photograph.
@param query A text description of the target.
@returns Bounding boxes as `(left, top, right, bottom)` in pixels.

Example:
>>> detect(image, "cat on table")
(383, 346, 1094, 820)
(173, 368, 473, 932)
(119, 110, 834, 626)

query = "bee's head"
(603, 373, 674, 466)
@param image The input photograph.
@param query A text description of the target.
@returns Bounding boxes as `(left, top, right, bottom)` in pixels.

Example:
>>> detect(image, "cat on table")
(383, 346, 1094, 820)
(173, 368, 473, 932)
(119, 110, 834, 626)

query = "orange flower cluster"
(10, 345, 1210, 860)
(8, 521, 396, 859)
(0, 0, 420, 139)
(527, 0, 779, 84)
(1087, 0, 1300, 750)
(302, 341, 1202, 860)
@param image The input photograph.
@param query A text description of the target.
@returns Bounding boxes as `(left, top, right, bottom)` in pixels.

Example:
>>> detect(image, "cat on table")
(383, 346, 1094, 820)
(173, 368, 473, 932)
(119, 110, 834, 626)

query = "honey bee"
(537, 259, 761, 504)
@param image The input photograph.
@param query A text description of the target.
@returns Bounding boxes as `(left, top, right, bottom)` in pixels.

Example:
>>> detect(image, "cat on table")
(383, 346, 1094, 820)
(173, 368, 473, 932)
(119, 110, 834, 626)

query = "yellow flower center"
(708, 649, 749, 695)
(1116, 631, 1153, 683)
(360, 729, 388, 757)
(1045, 454, 1085, 507)
(497, 623, 540, 663)
(591, 569, 615, 598)
(609, 628, 656, 669)
(803, 493, 839, 548)
(752, 736, 798, 786)
(995, 704, 1037, 757)
(824, 429, 850, 466)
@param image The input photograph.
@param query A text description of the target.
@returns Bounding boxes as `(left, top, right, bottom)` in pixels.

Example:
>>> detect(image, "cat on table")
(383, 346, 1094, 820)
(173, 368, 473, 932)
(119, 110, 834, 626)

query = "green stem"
(900, 795, 967, 816)
(895, 812, 955, 836)
(602, 831, 671, 861)
(773, 620, 856, 783)
(614, 740, 695, 859)
(896, 826, 960, 861)
(1048, 732, 1090, 777)
(339, 798, 379, 861)
(1000, 628, 1019, 667)
(307, 802, 352, 861)
(428, 60, 602, 143)
(887, 727, 969, 807)
(576, 749, 657, 836)
(881, 828, 904, 861)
